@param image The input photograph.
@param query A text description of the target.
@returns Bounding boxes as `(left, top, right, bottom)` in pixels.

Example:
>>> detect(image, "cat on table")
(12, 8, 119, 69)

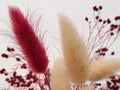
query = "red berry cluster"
(95, 75, 120, 90)
(0, 47, 51, 90)
(0, 68, 8, 75)
(85, 5, 120, 90)
(93, 6, 103, 11)
(85, 5, 120, 59)
(95, 47, 108, 56)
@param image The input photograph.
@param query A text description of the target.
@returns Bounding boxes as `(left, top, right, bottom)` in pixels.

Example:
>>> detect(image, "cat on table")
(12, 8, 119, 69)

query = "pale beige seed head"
(50, 59, 71, 90)
(89, 58, 120, 82)
(59, 14, 90, 85)
(83, 85, 95, 90)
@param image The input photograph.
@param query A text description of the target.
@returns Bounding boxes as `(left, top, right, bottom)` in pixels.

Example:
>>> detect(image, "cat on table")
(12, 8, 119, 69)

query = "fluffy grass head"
(9, 6, 48, 73)
(84, 85, 95, 90)
(50, 59, 71, 90)
(59, 14, 90, 85)
(89, 58, 120, 81)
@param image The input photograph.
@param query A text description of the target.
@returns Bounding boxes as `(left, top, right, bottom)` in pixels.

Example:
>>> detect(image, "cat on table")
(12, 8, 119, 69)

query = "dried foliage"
(0, 5, 120, 90)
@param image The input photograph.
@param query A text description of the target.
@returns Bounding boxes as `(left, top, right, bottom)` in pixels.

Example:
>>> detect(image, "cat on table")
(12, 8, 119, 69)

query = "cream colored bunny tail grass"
(59, 15, 89, 85)
(83, 85, 95, 90)
(50, 59, 71, 90)
(89, 58, 120, 82)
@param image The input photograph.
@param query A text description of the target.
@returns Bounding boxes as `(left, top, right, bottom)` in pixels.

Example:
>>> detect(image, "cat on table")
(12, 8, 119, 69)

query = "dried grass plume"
(9, 6, 48, 73)
(50, 59, 71, 90)
(89, 58, 120, 81)
(83, 85, 95, 90)
(59, 14, 89, 85)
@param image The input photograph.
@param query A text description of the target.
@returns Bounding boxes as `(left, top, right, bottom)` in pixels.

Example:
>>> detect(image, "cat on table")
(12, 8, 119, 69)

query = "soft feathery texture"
(89, 58, 120, 81)
(50, 59, 71, 90)
(83, 85, 95, 90)
(9, 6, 48, 73)
(59, 15, 90, 85)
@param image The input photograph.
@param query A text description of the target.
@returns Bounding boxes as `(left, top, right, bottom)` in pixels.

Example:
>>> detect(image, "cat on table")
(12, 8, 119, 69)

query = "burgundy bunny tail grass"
(8, 6, 48, 73)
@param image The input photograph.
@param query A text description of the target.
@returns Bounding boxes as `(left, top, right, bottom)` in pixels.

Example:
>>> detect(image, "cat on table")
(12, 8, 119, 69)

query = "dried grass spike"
(89, 58, 120, 81)
(59, 14, 89, 85)
(9, 6, 48, 73)
(83, 85, 95, 90)
(50, 59, 71, 90)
